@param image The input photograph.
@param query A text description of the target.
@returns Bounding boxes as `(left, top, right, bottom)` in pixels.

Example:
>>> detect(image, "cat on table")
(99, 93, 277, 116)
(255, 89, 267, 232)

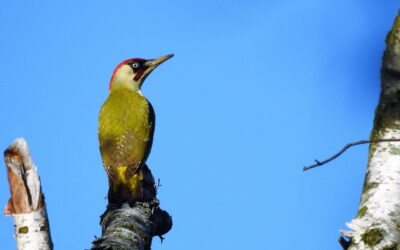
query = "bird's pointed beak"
(146, 54, 174, 69)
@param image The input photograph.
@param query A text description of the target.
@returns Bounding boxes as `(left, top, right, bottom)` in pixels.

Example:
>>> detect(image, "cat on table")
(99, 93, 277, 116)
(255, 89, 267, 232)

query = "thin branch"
(303, 139, 400, 171)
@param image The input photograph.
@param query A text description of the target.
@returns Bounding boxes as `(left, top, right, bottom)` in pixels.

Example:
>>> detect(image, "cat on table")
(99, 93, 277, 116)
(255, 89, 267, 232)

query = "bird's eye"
(132, 62, 140, 68)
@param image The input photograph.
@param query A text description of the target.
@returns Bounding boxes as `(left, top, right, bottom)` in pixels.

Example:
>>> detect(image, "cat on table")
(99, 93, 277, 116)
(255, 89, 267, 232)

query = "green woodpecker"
(98, 54, 173, 203)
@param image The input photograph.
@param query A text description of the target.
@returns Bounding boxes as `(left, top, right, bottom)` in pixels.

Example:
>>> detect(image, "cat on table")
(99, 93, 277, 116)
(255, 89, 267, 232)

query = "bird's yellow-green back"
(98, 88, 154, 198)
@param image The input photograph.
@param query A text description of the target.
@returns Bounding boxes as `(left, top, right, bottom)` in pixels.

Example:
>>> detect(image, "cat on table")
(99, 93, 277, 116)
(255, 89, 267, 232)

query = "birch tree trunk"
(4, 138, 53, 250)
(340, 11, 400, 250)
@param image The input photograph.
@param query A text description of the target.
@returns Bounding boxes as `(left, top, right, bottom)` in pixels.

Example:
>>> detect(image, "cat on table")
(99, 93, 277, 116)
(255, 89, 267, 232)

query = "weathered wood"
(4, 138, 53, 250)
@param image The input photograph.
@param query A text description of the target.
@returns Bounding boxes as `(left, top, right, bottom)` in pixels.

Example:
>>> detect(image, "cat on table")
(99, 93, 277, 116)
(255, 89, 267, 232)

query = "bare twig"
(303, 139, 400, 171)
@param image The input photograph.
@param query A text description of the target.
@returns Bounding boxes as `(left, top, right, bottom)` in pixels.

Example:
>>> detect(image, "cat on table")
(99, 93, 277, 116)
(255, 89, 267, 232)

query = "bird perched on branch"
(98, 54, 174, 205)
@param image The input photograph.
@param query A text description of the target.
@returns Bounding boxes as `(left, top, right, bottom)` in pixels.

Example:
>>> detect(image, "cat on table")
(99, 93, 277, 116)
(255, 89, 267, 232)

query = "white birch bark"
(340, 12, 400, 250)
(13, 208, 52, 250)
(4, 138, 53, 250)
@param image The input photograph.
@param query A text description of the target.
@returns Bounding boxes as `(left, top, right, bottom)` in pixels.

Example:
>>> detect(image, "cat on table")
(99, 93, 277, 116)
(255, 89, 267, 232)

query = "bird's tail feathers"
(109, 165, 144, 201)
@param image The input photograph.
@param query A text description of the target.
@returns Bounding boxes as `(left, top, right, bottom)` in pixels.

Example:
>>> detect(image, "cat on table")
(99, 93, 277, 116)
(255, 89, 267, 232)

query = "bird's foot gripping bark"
(92, 164, 172, 249)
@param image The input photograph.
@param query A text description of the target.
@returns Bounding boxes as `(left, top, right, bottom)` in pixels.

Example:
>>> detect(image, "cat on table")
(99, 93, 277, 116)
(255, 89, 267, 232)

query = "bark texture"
(91, 164, 172, 250)
(340, 11, 400, 250)
(4, 138, 53, 250)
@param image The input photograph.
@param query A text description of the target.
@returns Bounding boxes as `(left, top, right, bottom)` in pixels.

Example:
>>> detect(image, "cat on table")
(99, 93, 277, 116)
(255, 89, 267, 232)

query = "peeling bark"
(4, 138, 53, 250)
(340, 11, 400, 250)
(91, 164, 172, 250)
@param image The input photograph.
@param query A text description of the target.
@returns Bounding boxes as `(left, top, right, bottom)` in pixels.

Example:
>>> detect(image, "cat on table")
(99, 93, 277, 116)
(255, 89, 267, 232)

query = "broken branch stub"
(4, 138, 53, 250)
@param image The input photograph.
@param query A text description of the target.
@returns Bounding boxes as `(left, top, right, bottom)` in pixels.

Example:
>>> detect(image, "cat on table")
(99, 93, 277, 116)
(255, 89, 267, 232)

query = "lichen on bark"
(91, 164, 172, 250)
(340, 11, 400, 250)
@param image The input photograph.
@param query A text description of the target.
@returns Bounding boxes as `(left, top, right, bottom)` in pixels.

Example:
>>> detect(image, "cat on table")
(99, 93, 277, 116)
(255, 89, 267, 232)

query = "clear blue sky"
(0, 1, 399, 249)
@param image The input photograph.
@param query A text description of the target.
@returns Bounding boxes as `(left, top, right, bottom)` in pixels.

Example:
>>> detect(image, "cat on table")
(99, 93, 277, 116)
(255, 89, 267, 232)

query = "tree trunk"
(4, 138, 53, 250)
(91, 164, 172, 250)
(340, 11, 400, 250)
